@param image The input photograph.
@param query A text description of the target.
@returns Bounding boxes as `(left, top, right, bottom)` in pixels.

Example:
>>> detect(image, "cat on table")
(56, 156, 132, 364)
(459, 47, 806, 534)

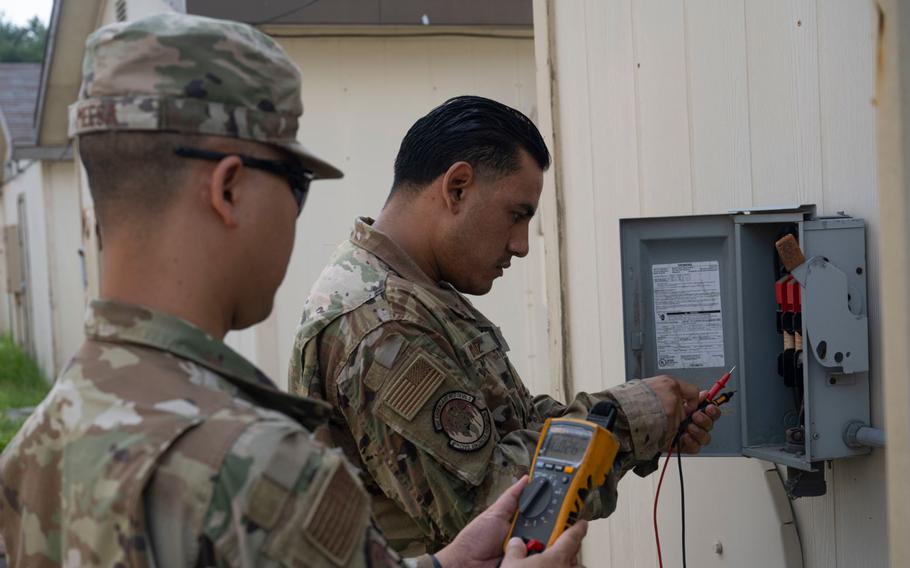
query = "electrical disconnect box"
(620, 206, 871, 489)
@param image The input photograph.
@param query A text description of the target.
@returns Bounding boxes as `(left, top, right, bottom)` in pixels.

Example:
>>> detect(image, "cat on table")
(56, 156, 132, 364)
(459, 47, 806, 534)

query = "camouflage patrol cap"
(68, 12, 342, 179)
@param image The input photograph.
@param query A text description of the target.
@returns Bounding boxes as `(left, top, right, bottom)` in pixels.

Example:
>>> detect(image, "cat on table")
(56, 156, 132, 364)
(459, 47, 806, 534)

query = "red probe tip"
(707, 367, 737, 400)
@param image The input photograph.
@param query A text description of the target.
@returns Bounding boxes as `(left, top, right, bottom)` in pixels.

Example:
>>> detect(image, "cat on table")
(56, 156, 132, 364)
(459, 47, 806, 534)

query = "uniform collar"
(349, 217, 477, 320)
(85, 299, 330, 428)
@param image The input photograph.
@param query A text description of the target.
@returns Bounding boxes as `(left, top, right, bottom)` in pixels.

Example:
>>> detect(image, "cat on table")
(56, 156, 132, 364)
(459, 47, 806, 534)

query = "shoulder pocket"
(374, 349, 494, 487)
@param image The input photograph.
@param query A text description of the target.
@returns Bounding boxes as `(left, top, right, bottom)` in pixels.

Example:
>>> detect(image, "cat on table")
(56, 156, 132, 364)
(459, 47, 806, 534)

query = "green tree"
(0, 13, 48, 63)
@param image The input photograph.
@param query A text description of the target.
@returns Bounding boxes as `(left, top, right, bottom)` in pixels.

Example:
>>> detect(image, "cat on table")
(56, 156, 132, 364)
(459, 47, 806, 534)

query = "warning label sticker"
(652, 261, 725, 369)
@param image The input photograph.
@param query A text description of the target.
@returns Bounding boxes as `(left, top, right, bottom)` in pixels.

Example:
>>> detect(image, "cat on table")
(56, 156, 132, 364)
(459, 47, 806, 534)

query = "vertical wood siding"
(545, 1, 883, 566)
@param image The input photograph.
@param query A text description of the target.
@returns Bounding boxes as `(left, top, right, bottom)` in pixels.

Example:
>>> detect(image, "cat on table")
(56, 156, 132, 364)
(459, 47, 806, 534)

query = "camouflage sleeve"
(145, 415, 410, 567)
(330, 321, 548, 547)
(532, 381, 667, 474)
(523, 384, 666, 519)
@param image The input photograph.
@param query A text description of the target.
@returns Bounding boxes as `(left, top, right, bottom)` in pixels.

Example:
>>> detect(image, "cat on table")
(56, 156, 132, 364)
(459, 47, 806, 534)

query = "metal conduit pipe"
(844, 421, 886, 448)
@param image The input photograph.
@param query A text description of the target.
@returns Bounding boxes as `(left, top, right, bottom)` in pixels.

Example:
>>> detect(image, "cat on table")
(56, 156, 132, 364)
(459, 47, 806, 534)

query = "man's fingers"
(679, 434, 701, 454)
(678, 381, 701, 406)
(705, 404, 722, 420)
(487, 476, 528, 520)
(685, 390, 709, 413)
(691, 411, 714, 432)
(547, 520, 588, 560)
(504, 537, 528, 560)
(680, 425, 712, 452)
(680, 438, 699, 454)
(503, 476, 529, 500)
(686, 423, 711, 446)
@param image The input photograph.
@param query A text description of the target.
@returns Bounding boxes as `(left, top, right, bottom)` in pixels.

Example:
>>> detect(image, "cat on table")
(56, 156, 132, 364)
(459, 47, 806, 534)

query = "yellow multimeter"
(506, 401, 621, 553)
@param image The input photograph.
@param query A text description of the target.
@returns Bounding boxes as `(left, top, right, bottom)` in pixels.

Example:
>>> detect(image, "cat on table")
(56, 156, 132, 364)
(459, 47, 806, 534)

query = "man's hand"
(434, 476, 587, 568)
(502, 521, 587, 567)
(642, 376, 721, 454)
(678, 390, 722, 454)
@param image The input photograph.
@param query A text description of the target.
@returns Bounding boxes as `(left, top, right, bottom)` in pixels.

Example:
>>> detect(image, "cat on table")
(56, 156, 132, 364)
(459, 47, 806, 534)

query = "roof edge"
(35, 0, 104, 147)
(13, 145, 73, 161)
(33, 0, 63, 144)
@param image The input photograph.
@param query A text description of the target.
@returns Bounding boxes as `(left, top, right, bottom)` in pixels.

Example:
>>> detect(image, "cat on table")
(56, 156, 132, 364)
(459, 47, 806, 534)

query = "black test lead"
(653, 367, 737, 568)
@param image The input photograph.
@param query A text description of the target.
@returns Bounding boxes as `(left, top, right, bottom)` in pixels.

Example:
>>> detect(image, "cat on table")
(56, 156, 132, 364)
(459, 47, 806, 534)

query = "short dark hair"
(79, 131, 197, 230)
(390, 96, 550, 194)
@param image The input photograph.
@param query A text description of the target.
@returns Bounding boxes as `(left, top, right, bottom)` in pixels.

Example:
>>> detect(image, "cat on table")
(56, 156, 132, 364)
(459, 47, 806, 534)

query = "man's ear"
(440, 161, 475, 213)
(208, 155, 243, 229)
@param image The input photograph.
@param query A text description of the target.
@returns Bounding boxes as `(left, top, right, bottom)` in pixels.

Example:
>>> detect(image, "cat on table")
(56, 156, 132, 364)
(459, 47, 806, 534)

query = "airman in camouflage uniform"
(0, 300, 404, 567)
(0, 14, 582, 568)
(289, 97, 720, 556)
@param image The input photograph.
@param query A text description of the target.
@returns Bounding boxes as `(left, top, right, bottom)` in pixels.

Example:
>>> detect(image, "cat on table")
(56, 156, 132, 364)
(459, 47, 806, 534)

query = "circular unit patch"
(432, 391, 492, 452)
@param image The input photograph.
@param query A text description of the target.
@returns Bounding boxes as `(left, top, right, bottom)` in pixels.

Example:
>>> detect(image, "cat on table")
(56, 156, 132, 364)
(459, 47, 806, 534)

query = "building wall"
(223, 31, 550, 395)
(43, 160, 85, 372)
(1, 159, 83, 379)
(539, 1, 883, 567)
(2, 161, 55, 378)
(98, 0, 182, 25)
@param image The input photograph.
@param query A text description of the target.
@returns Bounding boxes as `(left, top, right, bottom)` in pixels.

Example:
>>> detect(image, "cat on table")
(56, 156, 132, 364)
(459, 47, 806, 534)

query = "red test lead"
(706, 365, 736, 402)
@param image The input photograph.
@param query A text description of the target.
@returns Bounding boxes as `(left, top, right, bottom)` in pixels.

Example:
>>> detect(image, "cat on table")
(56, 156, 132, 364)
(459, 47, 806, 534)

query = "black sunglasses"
(174, 146, 313, 213)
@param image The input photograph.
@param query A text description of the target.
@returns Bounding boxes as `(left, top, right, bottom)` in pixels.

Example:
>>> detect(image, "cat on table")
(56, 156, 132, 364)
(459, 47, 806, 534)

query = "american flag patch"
(380, 354, 445, 421)
(302, 463, 369, 565)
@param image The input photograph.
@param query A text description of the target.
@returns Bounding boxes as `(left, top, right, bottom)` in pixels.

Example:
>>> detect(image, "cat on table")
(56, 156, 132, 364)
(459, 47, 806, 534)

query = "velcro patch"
(246, 476, 289, 530)
(461, 332, 500, 362)
(380, 354, 445, 421)
(302, 463, 369, 565)
(432, 391, 492, 452)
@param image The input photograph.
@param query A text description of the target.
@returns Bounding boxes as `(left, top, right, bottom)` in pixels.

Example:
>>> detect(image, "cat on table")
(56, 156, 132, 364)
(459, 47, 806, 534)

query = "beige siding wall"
(539, 0, 884, 566)
(2, 160, 83, 378)
(43, 161, 85, 372)
(98, 0, 180, 25)
(226, 31, 550, 395)
(2, 162, 55, 377)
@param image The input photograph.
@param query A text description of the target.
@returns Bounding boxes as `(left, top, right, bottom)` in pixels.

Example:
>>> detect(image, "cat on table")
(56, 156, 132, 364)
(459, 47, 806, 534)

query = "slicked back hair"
(390, 96, 550, 196)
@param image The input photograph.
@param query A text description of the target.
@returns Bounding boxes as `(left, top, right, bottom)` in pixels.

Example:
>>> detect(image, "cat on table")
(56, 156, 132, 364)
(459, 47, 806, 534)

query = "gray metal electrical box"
(620, 205, 870, 472)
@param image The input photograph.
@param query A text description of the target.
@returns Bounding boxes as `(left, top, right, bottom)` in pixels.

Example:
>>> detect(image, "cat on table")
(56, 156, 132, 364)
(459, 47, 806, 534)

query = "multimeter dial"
(510, 424, 594, 547)
(519, 477, 553, 518)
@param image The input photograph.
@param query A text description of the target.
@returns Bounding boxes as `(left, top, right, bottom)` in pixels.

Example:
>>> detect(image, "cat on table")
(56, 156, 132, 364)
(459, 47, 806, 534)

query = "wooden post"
(875, 1, 910, 565)
(532, 0, 572, 402)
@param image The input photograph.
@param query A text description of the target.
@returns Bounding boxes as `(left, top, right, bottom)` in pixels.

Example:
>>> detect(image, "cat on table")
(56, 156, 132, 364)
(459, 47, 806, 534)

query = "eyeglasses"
(174, 146, 313, 213)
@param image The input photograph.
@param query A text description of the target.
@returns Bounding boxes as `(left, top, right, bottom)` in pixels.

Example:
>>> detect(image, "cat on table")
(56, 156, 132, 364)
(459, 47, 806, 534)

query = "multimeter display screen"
(543, 426, 592, 462)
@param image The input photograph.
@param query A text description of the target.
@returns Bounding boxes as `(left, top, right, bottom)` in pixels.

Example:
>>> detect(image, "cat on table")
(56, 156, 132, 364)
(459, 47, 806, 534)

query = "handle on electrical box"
(790, 256, 869, 374)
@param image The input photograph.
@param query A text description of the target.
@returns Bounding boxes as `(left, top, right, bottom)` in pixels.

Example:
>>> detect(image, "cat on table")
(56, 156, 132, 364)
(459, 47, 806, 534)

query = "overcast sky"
(1, 0, 54, 25)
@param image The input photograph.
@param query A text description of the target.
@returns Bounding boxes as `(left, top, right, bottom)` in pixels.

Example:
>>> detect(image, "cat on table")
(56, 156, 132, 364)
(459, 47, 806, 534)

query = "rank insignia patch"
(432, 391, 492, 452)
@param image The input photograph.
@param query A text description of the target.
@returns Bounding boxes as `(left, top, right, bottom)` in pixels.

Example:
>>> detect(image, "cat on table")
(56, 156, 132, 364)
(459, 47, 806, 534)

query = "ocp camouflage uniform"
(289, 218, 668, 556)
(0, 301, 424, 567)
